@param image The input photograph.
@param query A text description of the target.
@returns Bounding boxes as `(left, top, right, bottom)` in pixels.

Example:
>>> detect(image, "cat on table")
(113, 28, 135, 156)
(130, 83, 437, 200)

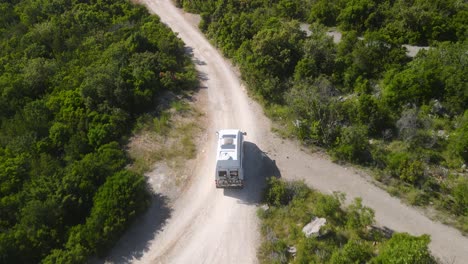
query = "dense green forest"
(259, 178, 436, 263)
(0, 0, 196, 263)
(176, 0, 468, 232)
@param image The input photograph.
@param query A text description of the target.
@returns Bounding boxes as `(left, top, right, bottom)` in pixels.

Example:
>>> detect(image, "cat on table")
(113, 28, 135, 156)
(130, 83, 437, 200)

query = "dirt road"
(103, 0, 468, 263)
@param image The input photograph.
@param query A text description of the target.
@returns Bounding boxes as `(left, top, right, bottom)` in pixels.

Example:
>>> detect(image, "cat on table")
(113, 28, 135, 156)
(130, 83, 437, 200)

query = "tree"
(237, 20, 305, 102)
(78, 170, 148, 255)
(0, 0, 195, 262)
(356, 93, 392, 136)
(275, 0, 301, 19)
(294, 23, 336, 80)
(338, 0, 377, 32)
(307, 0, 341, 26)
(371, 233, 436, 264)
(0, 150, 29, 197)
(383, 41, 467, 114)
(286, 77, 341, 146)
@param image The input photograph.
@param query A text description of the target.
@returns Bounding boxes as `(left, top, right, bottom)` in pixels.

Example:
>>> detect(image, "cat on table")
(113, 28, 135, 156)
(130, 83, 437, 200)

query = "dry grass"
(126, 95, 204, 176)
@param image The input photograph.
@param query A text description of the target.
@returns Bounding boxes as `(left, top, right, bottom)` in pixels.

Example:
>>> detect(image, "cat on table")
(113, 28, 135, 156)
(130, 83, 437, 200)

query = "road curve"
(137, 0, 264, 263)
(107, 0, 468, 263)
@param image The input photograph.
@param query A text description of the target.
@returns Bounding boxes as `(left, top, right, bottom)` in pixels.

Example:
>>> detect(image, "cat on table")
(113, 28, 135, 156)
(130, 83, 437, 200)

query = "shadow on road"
(224, 141, 281, 204)
(93, 193, 172, 264)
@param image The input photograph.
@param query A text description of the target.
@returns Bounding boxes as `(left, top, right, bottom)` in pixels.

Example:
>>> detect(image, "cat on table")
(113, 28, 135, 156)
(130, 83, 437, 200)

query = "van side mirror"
(242, 132, 247, 136)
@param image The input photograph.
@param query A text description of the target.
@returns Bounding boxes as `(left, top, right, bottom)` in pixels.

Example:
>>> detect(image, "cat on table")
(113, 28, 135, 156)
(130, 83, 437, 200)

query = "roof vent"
(223, 138, 234, 145)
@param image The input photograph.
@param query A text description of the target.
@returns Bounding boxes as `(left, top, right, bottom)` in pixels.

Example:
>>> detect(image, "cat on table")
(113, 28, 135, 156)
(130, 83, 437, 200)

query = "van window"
(218, 170, 227, 177)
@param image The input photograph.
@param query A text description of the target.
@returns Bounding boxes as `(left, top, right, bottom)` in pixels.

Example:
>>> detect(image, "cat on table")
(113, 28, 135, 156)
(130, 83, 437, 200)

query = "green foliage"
(237, 20, 305, 102)
(379, 0, 464, 45)
(329, 239, 373, 264)
(82, 170, 148, 255)
(346, 198, 375, 230)
(340, 31, 408, 86)
(355, 93, 393, 136)
(264, 178, 312, 207)
(265, 177, 288, 206)
(307, 0, 341, 26)
(294, 23, 336, 79)
(0, 150, 29, 197)
(285, 77, 341, 146)
(371, 233, 436, 264)
(259, 179, 435, 264)
(332, 125, 371, 164)
(338, 0, 377, 32)
(275, 0, 302, 19)
(385, 151, 411, 178)
(312, 192, 344, 223)
(383, 41, 467, 114)
(399, 160, 424, 184)
(0, 0, 196, 262)
(452, 177, 468, 216)
(447, 111, 468, 165)
(153, 112, 170, 135)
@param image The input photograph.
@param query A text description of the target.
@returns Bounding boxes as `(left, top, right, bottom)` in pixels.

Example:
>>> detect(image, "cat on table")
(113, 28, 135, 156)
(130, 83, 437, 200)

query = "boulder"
(302, 217, 327, 238)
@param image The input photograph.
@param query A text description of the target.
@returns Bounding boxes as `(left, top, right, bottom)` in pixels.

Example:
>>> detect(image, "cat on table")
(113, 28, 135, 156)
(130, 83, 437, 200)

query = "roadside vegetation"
(176, 0, 468, 233)
(0, 0, 196, 263)
(128, 95, 203, 176)
(258, 178, 436, 264)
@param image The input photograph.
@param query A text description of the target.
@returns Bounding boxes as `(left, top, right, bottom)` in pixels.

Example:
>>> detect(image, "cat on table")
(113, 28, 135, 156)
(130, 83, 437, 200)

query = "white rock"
(302, 217, 327, 237)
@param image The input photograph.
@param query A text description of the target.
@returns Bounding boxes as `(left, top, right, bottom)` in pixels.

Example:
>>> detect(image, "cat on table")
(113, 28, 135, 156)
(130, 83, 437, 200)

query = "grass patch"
(153, 112, 170, 135)
(171, 100, 191, 113)
(127, 97, 203, 175)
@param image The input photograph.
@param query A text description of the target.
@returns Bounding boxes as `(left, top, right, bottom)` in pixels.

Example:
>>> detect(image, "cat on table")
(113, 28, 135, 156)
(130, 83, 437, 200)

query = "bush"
(371, 233, 436, 264)
(313, 193, 344, 223)
(346, 198, 375, 230)
(452, 177, 468, 216)
(85, 170, 149, 255)
(385, 151, 410, 177)
(265, 177, 288, 206)
(329, 239, 373, 264)
(447, 111, 468, 165)
(399, 160, 425, 185)
(332, 125, 371, 164)
(406, 189, 429, 206)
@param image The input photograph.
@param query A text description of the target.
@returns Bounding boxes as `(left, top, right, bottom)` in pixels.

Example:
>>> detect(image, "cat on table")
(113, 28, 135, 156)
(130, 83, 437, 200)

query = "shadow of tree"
(92, 193, 171, 264)
(224, 141, 281, 205)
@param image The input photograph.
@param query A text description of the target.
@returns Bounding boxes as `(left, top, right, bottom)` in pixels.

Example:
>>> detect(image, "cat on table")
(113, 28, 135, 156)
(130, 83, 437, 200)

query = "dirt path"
(102, 1, 468, 263)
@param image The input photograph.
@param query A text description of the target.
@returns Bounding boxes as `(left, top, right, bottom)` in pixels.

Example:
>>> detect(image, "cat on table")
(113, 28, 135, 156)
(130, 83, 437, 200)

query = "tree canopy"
(0, 0, 196, 262)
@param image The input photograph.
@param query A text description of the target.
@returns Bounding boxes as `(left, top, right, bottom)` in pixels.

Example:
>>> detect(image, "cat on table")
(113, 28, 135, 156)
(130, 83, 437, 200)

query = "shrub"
(452, 177, 468, 216)
(346, 198, 375, 230)
(399, 160, 425, 185)
(265, 177, 288, 206)
(371, 233, 436, 264)
(332, 125, 371, 164)
(329, 239, 373, 264)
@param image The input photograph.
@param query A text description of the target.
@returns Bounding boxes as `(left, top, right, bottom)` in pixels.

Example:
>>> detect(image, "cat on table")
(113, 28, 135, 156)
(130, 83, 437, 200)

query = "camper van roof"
(216, 129, 242, 166)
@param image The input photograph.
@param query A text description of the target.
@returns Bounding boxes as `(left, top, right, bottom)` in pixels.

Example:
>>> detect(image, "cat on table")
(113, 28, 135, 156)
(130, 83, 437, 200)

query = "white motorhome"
(215, 129, 246, 188)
